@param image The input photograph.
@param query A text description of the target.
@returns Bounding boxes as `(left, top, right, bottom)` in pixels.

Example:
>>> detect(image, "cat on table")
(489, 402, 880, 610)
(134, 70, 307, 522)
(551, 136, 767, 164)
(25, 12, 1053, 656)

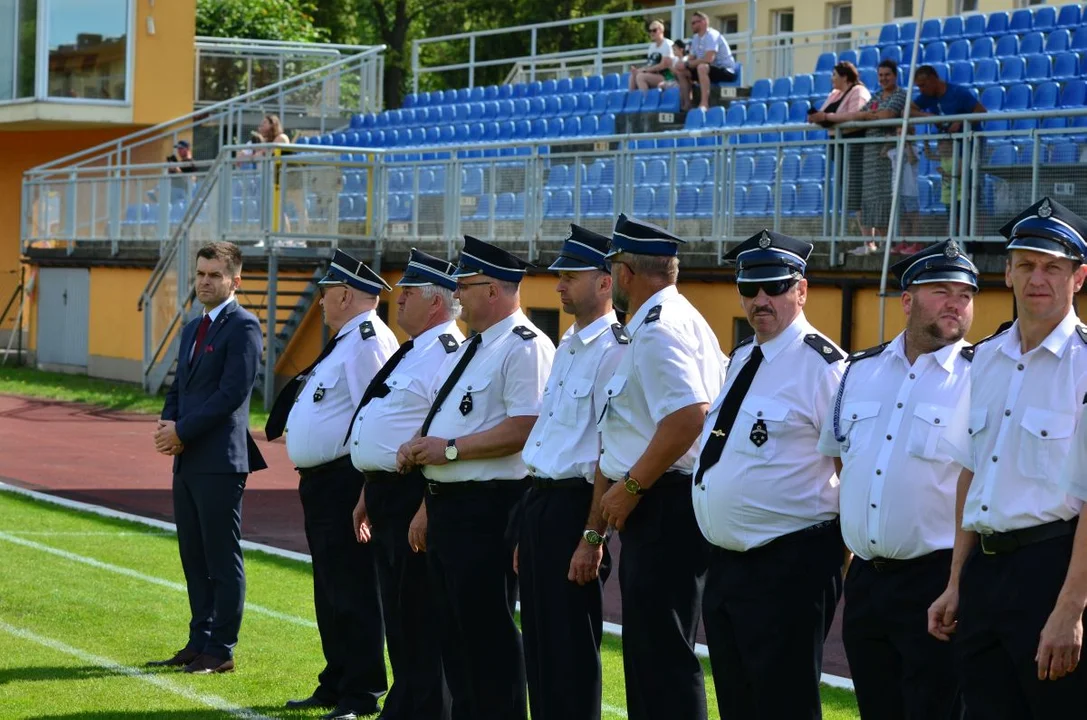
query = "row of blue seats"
(875, 5, 1086, 47)
(868, 28, 1087, 66)
(402, 73, 630, 110)
(350, 88, 681, 130)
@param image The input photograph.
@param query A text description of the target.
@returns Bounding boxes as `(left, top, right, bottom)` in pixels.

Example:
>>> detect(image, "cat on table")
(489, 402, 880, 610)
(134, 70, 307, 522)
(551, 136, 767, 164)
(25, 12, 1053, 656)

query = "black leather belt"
(651, 471, 693, 489)
(426, 478, 527, 496)
(530, 476, 588, 490)
(764, 517, 840, 550)
(979, 518, 1077, 555)
(867, 549, 952, 573)
(363, 470, 403, 484)
(297, 455, 356, 480)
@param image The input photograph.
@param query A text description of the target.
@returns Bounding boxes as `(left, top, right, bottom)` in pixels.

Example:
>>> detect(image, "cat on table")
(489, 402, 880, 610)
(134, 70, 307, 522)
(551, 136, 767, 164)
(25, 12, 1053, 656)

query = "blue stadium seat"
(949, 60, 973, 85)
(1058, 3, 1083, 28)
(881, 45, 902, 64)
(1020, 31, 1044, 56)
(467, 103, 483, 121)
(923, 42, 947, 63)
(1049, 142, 1078, 163)
(788, 99, 811, 123)
(1000, 56, 1025, 83)
(602, 74, 621, 91)
(753, 154, 776, 182)
(622, 91, 643, 114)
(495, 99, 514, 120)
(1047, 29, 1072, 53)
(858, 47, 880, 68)
(781, 153, 801, 182)
(859, 68, 878, 89)
(587, 188, 614, 218)
(1061, 79, 1087, 107)
(545, 189, 574, 219)
(929, 62, 950, 83)
(685, 157, 711, 186)
(980, 85, 1006, 112)
(1004, 83, 1033, 112)
(734, 155, 755, 184)
(779, 184, 797, 216)
(731, 185, 748, 215)
(1034, 80, 1060, 110)
(1025, 54, 1051, 81)
(878, 24, 899, 46)
(571, 76, 587, 93)
(947, 39, 971, 62)
(742, 184, 772, 217)
(813, 72, 833, 97)
(497, 84, 513, 99)
(1074, 27, 1087, 53)
(1033, 5, 1056, 32)
(800, 153, 826, 180)
(724, 103, 747, 129)
(633, 186, 655, 214)
(525, 81, 543, 97)
(581, 115, 599, 135)
(770, 77, 793, 100)
(921, 18, 942, 42)
(1052, 52, 1080, 79)
(973, 58, 999, 87)
(971, 36, 994, 60)
(995, 35, 1019, 59)
(562, 116, 582, 137)
(541, 79, 558, 95)
(676, 186, 700, 217)
(562, 94, 581, 116)
(705, 105, 726, 128)
(815, 52, 836, 73)
(657, 86, 680, 112)
(963, 14, 986, 39)
(795, 183, 824, 217)
(605, 91, 625, 114)
(791, 74, 813, 99)
(494, 192, 516, 219)
(483, 101, 500, 120)
(695, 185, 715, 218)
(556, 78, 573, 94)
(586, 75, 603, 93)
(900, 22, 918, 43)
(513, 119, 531, 138)
(839, 49, 859, 66)
(471, 86, 487, 102)
(1009, 9, 1033, 34)
(942, 16, 964, 40)
(685, 107, 707, 130)
(645, 158, 669, 185)
(598, 113, 616, 135)
(989, 144, 1018, 165)
(547, 117, 565, 136)
(751, 79, 772, 101)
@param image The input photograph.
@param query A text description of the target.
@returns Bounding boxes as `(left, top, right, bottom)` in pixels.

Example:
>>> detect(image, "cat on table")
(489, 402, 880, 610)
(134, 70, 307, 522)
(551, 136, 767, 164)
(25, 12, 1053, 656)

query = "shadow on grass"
(34, 710, 318, 719)
(0, 665, 129, 684)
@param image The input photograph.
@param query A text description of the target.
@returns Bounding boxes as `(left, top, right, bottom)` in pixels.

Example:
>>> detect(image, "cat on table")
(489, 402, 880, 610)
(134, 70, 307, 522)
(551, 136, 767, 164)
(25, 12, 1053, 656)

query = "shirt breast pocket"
(839, 401, 881, 454)
(1018, 407, 1075, 480)
(907, 402, 953, 459)
(600, 374, 628, 426)
(311, 368, 342, 406)
(555, 377, 593, 427)
(449, 375, 494, 423)
(735, 395, 790, 457)
(383, 373, 413, 403)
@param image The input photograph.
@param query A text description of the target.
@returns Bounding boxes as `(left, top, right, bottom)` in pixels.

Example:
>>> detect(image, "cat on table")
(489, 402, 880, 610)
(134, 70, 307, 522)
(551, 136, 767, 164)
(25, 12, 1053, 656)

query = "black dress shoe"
(285, 695, 338, 710)
(182, 653, 235, 674)
(146, 648, 199, 667)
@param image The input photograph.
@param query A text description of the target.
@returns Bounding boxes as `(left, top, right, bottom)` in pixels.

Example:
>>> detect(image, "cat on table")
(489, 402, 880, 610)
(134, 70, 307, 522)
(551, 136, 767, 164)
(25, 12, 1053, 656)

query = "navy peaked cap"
(722, 230, 813, 282)
(549, 224, 612, 271)
(319, 249, 391, 294)
(397, 248, 457, 290)
(452, 235, 532, 283)
(606, 213, 686, 257)
(999, 196, 1087, 263)
(891, 239, 979, 290)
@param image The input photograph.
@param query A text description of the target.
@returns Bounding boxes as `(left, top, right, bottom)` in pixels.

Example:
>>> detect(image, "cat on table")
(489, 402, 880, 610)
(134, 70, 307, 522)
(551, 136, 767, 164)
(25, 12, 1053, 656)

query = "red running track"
(0, 393, 849, 678)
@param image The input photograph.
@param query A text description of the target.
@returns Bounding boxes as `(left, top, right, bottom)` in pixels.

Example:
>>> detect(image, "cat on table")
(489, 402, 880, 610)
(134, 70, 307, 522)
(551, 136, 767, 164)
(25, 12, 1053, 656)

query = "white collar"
(204, 296, 234, 323)
(573, 310, 619, 345)
(413, 319, 460, 347)
(479, 309, 525, 346)
(627, 285, 678, 336)
(755, 312, 810, 363)
(336, 308, 376, 340)
(886, 332, 964, 373)
(1001, 310, 1081, 360)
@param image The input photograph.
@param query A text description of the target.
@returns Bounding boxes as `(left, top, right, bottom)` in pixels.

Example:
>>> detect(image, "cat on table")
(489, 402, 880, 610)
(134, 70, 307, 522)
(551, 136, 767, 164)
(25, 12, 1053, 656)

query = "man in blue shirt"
(911, 65, 986, 132)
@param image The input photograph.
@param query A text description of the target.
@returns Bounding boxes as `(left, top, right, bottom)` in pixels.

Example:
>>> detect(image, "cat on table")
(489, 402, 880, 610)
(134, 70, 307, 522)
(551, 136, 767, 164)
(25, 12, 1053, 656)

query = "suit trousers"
(702, 519, 843, 720)
(426, 480, 528, 720)
(172, 471, 247, 660)
(519, 482, 610, 720)
(843, 552, 963, 720)
(956, 533, 1087, 718)
(364, 470, 450, 720)
(619, 479, 709, 720)
(299, 464, 387, 712)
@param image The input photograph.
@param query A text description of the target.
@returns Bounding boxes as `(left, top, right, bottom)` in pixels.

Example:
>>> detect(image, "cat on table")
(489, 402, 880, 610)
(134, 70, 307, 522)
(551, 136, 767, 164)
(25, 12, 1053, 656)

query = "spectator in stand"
(167, 140, 198, 203)
(660, 40, 687, 89)
(912, 65, 986, 133)
(673, 11, 737, 111)
(807, 61, 871, 248)
(887, 132, 922, 254)
(629, 20, 674, 91)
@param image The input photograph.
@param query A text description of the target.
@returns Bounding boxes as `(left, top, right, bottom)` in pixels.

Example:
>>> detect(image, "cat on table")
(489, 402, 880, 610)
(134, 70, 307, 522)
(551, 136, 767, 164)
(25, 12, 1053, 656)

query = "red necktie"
(191, 314, 212, 360)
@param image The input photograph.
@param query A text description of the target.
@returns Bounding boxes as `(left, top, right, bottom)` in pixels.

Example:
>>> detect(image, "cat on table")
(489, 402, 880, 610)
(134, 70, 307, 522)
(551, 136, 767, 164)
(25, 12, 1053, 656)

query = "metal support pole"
(264, 251, 278, 412)
(469, 36, 476, 88)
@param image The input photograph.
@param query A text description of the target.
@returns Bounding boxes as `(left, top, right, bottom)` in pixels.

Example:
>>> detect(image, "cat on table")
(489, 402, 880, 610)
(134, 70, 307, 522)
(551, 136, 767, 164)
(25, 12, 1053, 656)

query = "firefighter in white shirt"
(397, 235, 555, 720)
(693, 229, 845, 719)
(519, 225, 628, 720)
(597, 214, 727, 720)
(929, 197, 1087, 717)
(820, 240, 977, 719)
(347, 248, 463, 720)
(265, 249, 396, 718)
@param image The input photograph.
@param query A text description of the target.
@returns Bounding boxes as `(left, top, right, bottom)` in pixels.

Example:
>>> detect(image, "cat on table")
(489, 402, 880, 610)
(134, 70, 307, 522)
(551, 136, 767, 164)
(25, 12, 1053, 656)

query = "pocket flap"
(603, 374, 628, 398)
(564, 378, 594, 399)
(842, 401, 881, 423)
(913, 402, 952, 427)
(314, 368, 342, 388)
(968, 408, 987, 436)
(741, 394, 790, 422)
(386, 373, 411, 390)
(1021, 407, 1075, 440)
(458, 375, 493, 392)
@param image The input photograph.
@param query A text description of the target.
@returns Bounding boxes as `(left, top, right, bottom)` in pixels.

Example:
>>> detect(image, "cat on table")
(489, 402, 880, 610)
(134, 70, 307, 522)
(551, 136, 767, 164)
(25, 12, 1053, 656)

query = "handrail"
(32, 45, 386, 173)
(195, 36, 375, 53)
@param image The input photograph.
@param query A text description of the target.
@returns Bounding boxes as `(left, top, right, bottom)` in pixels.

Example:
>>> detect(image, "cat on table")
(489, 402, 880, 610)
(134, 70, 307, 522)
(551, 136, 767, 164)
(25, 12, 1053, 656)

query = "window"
(952, 0, 978, 13)
(829, 3, 853, 54)
(528, 308, 560, 346)
(771, 9, 794, 77)
(46, 0, 128, 101)
(890, 0, 913, 19)
(717, 14, 739, 35)
(1015, 0, 1043, 6)
(0, 0, 37, 101)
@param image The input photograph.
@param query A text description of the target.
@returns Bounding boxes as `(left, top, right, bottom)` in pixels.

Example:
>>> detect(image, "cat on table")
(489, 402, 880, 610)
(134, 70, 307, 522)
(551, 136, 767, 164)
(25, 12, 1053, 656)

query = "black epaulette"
(804, 333, 845, 363)
(729, 334, 755, 359)
(611, 323, 631, 344)
(438, 333, 459, 353)
(359, 321, 375, 340)
(960, 320, 1014, 362)
(1078, 325, 1087, 345)
(847, 341, 890, 363)
(645, 305, 662, 323)
(512, 325, 537, 340)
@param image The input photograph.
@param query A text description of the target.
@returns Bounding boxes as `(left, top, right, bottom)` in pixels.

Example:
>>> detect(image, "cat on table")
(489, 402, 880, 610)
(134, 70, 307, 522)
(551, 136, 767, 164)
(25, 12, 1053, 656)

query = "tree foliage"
(196, 0, 328, 44)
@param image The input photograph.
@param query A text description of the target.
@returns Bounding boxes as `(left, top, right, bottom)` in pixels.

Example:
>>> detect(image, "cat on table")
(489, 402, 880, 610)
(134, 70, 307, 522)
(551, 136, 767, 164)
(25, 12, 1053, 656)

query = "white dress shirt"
(818, 333, 969, 560)
(189, 295, 234, 361)
(423, 310, 555, 483)
(944, 311, 1087, 533)
(598, 285, 727, 482)
(350, 320, 465, 473)
(285, 310, 399, 469)
(522, 311, 628, 482)
(693, 313, 844, 552)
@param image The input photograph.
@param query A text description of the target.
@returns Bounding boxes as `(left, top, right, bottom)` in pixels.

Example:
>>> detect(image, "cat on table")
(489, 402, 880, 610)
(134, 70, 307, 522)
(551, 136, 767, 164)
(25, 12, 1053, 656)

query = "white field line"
(0, 531, 316, 630)
(0, 482, 855, 693)
(0, 619, 276, 720)
(0, 530, 174, 536)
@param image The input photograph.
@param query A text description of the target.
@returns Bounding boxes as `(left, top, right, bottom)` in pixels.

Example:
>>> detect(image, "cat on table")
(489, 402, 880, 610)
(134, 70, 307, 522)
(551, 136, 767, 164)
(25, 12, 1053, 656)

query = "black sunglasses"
(738, 278, 797, 298)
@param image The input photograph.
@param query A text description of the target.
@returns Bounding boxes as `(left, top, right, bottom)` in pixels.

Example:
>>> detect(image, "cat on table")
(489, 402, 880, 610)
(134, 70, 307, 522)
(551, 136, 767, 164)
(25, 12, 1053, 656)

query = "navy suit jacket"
(161, 299, 268, 475)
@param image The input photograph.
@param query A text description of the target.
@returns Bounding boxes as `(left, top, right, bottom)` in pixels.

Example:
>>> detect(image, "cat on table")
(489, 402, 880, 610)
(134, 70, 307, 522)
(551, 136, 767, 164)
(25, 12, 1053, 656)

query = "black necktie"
(694, 345, 764, 486)
(264, 334, 341, 441)
(341, 339, 414, 446)
(420, 334, 482, 437)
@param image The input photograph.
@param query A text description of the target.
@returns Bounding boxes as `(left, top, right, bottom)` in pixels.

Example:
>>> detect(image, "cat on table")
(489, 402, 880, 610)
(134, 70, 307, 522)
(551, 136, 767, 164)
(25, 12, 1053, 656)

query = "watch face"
(624, 476, 641, 495)
(445, 444, 458, 460)
(584, 530, 603, 545)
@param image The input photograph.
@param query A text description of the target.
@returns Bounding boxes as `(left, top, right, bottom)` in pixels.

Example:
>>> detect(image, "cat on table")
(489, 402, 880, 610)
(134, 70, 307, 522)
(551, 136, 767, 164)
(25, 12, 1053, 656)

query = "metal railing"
(414, 0, 889, 90)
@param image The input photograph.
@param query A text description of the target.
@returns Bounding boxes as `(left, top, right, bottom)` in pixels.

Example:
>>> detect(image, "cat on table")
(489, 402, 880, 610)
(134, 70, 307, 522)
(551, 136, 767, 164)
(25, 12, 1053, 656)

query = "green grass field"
(0, 489, 859, 719)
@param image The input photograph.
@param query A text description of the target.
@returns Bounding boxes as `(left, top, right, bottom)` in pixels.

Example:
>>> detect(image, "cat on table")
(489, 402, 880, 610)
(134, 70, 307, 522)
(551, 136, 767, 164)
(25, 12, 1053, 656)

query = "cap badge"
(758, 233, 772, 249)
(944, 241, 959, 259)
(1038, 198, 1053, 219)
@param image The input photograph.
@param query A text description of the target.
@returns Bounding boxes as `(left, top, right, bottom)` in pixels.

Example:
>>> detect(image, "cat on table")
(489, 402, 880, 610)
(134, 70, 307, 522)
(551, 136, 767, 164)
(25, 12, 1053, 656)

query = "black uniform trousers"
(426, 479, 528, 720)
(364, 470, 450, 720)
(702, 518, 843, 720)
(172, 471, 247, 661)
(843, 551, 963, 720)
(298, 458, 387, 713)
(619, 475, 709, 720)
(519, 480, 611, 720)
(955, 530, 1087, 718)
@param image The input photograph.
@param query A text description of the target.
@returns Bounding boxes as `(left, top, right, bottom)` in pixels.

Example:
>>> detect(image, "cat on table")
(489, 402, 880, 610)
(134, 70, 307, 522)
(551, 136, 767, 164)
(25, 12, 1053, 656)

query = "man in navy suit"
(148, 241, 266, 674)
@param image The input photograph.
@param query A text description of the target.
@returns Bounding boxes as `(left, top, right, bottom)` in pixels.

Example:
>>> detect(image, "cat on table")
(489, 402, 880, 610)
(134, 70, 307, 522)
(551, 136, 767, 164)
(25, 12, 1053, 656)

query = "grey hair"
(496, 279, 521, 296)
(626, 254, 680, 283)
(420, 284, 462, 319)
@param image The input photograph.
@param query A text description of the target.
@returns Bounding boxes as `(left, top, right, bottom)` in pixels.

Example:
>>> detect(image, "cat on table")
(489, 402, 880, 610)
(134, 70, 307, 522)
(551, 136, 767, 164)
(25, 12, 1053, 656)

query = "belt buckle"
(871, 558, 887, 572)
(980, 533, 996, 555)
(427, 482, 440, 496)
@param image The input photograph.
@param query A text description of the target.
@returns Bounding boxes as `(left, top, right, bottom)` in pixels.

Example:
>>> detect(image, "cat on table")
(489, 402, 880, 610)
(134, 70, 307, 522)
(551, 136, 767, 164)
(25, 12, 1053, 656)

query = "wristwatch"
(582, 529, 604, 546)
(445, 438, 459, 461)
(623, 471, 645, 496)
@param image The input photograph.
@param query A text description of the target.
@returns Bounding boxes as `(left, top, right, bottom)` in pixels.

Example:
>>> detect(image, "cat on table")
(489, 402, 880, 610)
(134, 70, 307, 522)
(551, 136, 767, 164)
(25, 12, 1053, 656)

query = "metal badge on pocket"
(459, 392, 473, 416)
(749, 419, 768, 447)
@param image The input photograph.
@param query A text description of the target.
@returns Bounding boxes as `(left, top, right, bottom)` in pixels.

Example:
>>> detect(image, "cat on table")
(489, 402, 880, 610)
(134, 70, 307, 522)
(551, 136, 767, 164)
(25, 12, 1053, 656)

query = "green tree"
(196, 0, 328, 43)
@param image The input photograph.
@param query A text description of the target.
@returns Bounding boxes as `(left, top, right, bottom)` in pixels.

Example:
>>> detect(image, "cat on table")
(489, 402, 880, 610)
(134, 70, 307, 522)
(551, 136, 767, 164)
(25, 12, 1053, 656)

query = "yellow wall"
(132, 0, 196, 126)
(87, 267, 148, 361)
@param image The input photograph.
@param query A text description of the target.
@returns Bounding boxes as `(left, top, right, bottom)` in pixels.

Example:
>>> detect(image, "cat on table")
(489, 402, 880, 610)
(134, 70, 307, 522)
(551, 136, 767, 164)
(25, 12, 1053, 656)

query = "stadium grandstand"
(5, 0, 1087, 411)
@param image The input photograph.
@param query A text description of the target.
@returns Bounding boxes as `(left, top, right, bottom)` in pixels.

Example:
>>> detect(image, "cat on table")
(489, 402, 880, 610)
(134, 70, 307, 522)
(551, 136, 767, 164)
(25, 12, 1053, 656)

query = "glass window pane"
(0, 0, 16, 100)
(18, 0, 37, 98)
(47, 0, 128, 100)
